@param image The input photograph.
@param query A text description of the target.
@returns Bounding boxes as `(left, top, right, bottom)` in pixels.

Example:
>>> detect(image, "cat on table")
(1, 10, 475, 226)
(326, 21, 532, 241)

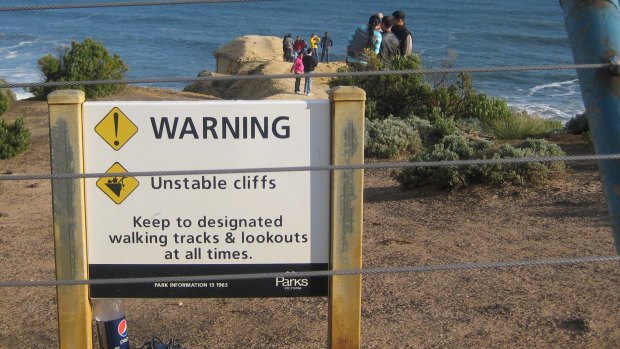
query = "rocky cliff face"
(213, 35, 284, 75)
(184, 35, 345, 100)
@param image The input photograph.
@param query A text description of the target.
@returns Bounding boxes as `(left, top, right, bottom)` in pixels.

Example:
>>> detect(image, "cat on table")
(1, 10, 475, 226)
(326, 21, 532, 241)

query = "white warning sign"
(82, 100, 331, 298)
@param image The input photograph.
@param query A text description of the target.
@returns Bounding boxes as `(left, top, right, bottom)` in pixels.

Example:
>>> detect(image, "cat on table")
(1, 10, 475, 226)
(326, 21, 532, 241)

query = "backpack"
(348, 27, 374, 60)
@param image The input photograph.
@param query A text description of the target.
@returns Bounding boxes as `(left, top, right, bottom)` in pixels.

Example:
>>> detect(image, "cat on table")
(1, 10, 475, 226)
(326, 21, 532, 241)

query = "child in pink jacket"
(290, 52, 305, 94)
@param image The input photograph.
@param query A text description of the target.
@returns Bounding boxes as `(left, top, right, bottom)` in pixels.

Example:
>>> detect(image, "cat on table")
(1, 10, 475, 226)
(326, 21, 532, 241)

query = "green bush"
(30, 38, 128, 99)
(0, 90, 10, 117)
(565, 112, 589, 135)
(0, 79, 14, 116)
(463, 92, 512, 125)
(427, 107, 461, 140)
(405, 115, 435, 145)
(488, 111, 562, 140)
(482, 139, 565, 186)
(394, 136, 565, 189)
(329, 54, 563, 140)
(365, 116, 423, 158)
(330, 54, 428, 121)
(394, 135, 483, 189)
(0, 117, 31, 159)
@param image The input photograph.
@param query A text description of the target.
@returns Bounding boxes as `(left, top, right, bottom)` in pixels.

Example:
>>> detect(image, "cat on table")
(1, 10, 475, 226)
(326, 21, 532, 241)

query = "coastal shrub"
(0, 78, 14, 116)
(427, 107, 461, 140)
(330, 55, 477, 123)
(365, 116, 423, 158)
(488, 111, 562, 140)
(405, 115, 436, 145)
(0, 117, 31, 159)
(394, 136, 565, 189)
(393, 135, 483, 189)
(330, 54, 564, 140)
(463, 92, 512, 125)
(329, 54, 427, 121)
(0, 90, 10, 117)
(30, 38, 128, 99)
(565, 112, 589, 135)
(482, 139, 565, 186)
(456, 117, 487, 136)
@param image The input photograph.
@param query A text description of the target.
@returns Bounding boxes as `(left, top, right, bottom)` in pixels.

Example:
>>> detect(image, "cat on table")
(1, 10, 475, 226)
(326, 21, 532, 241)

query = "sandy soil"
(1, 37, 620, 348)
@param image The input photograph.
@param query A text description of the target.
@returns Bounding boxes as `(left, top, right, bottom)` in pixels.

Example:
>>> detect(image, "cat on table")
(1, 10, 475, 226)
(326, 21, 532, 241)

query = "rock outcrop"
(184, 35, 346, 100)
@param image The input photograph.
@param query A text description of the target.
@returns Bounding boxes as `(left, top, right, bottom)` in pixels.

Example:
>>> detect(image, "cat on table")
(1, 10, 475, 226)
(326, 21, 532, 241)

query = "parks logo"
(275, 271, 309, 290)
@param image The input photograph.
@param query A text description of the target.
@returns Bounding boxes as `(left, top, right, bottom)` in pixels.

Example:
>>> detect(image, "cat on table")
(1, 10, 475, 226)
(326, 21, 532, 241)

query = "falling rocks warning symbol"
(105, 177, 125, 197)
(96, 162, 139, 204)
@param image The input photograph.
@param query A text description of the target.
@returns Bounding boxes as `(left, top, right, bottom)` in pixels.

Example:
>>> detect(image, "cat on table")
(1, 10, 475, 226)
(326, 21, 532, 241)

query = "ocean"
(0, 0, 582, 121)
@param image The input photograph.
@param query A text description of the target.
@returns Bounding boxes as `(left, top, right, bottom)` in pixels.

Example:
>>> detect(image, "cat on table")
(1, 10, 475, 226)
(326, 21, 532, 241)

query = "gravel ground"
(0, 87, 619, 348)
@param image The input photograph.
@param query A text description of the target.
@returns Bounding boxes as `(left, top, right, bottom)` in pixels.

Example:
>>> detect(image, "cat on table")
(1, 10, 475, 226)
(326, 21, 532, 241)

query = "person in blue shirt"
(346, 14, 382, 64)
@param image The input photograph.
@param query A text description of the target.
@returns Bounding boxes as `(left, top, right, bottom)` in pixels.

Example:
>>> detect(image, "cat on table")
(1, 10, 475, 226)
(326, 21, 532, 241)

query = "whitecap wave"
(14, 90, 34, 100)
(509, 101, 582, 123)
(0, 39, 39, 53)
(528, 79, 579, 96)
(4, 51, 18, 59)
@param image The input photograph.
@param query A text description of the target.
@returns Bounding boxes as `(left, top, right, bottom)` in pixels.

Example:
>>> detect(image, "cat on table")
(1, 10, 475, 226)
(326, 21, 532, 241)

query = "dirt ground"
(1, 37, 620, 348)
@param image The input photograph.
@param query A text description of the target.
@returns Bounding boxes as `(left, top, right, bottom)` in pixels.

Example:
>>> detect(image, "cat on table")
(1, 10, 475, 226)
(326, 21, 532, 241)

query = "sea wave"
(4, 51, 18, 59)
(14, 90, 34, 100)
(510, 102, 575, 121)
(528, 79, 579, 97)
(0, 40, 37, 50)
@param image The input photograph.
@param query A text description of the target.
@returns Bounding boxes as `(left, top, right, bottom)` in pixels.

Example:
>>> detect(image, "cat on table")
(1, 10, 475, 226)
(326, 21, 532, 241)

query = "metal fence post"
(328, 86, 365, 349)
(47, 90, 92, 349)
(561, 0, 620, 253)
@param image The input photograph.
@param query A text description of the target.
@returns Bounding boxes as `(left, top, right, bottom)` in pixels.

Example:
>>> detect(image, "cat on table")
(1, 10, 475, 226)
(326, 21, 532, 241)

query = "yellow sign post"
(48, 88, 365, 349)
(47, 90, 93, 349)
(328, 86, 365, 349)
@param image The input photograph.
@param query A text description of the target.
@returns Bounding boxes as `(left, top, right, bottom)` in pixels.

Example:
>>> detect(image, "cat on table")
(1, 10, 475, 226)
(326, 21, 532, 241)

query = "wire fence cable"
(0, 63, 610, 89)
(0, 255, 618, 288)
(1, 153, 619, 181)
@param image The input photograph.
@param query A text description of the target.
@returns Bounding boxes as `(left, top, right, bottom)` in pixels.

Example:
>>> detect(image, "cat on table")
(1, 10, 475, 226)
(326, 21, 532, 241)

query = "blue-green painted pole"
(560, 0, 620, 253)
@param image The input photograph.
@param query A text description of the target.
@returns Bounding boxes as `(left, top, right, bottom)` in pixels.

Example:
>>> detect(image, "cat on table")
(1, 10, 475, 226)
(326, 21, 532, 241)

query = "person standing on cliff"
(379, 16, 400, 62)
(309, 33, 321, 65)
(293, 36, 307, 57)
(346, 14, 383, 64)
(320, 32, 333, 63)
(302, 48, 317, 96)
(290, 52, 305, 94)
(283, 34, 294, 62)
(392, 10, 413, 56)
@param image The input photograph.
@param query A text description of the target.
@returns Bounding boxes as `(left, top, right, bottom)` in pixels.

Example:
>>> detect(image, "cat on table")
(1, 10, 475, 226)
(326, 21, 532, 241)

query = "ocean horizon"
(0, 0, 583, 121)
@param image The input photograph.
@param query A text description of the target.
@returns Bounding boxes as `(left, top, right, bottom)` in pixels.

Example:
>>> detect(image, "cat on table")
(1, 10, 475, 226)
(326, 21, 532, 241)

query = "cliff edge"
(184, 35, 345, 100)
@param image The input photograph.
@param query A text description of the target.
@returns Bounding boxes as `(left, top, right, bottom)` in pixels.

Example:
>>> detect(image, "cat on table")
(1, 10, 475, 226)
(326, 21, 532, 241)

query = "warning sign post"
(48, 87, 365, 349)
(82, 100, 331, 298)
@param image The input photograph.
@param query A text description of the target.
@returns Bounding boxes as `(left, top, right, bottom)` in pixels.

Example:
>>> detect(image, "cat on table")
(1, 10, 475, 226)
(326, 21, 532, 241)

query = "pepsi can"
(96, 316, 129, 349)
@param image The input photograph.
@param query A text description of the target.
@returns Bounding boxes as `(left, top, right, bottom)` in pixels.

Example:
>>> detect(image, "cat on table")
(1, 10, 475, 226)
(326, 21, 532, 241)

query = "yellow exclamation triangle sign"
(95, 107, 138, 151)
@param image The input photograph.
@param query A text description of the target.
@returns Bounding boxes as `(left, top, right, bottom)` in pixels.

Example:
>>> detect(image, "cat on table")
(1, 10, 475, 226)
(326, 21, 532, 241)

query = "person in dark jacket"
(392, 10, 413, 56)
(283, 33, 294, 62)
(379, 16, 400, 62)
(302, 48, 317, 96)
(320, 32, 334, 63)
